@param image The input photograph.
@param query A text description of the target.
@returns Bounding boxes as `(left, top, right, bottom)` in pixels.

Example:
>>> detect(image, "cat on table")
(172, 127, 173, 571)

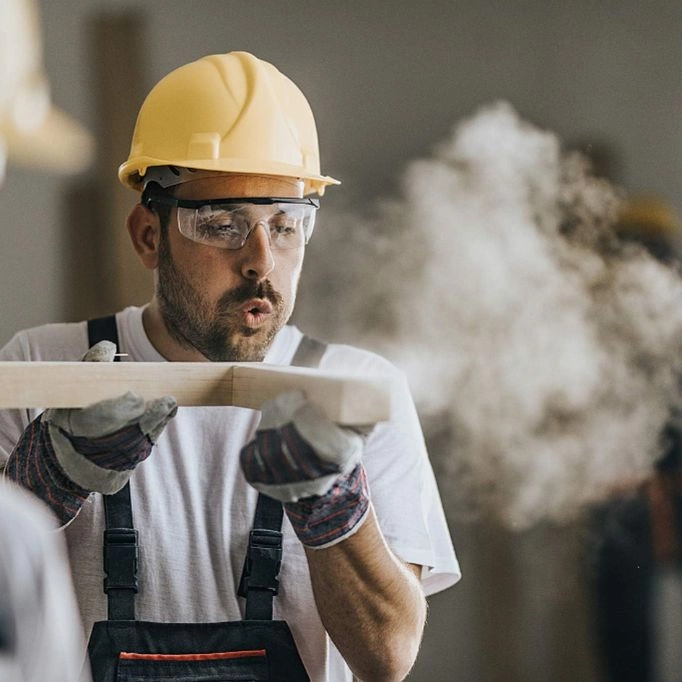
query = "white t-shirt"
(0, 306, 460, 681)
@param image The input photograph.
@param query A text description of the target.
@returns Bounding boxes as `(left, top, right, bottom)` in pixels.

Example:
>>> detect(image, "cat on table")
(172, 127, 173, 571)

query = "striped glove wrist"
(6, 416, 91, 525)
(284, 463, 370, 549)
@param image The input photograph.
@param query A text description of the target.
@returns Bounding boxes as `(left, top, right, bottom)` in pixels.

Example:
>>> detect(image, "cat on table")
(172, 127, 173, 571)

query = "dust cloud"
(298, 101, 682, 528)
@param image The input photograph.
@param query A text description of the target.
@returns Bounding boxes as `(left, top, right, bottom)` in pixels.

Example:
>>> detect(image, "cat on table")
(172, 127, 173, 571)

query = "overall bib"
(85, 316, 325, 682)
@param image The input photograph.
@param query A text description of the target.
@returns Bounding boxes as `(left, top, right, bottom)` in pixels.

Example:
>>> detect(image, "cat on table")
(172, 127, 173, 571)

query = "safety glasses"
(148, 195, 319, 250)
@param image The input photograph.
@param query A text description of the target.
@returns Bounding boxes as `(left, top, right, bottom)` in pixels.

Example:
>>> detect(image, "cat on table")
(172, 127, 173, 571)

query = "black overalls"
(85, 316, 325, 682)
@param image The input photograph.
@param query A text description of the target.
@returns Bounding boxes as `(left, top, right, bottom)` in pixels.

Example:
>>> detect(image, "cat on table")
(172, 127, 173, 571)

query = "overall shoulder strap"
(238, 334, 328, 621)
(290, 334, 327, 368)
(87, 315, 138, 621)
(87, 315, 120, 354)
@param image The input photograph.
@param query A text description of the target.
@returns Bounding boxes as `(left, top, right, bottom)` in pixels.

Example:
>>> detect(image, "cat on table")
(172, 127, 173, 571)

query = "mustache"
(216, 280, 284, 313)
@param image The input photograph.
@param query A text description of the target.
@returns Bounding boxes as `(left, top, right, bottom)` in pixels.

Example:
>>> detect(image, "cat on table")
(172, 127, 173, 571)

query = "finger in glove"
(44, 393, 177, 442)
(45, 392, 148, 438)
(242, 422, 342, 484)
(82, 340, 117, 362)
(65, 424, 153, 471)
(51, 395, 177, 468)
(241, 391, 365, 503)
(46, 394, 177, 491)
(259, 390, 364, 471)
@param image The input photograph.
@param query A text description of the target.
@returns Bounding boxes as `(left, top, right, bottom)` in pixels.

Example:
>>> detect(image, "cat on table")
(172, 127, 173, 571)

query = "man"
(1, 51, 459, 681)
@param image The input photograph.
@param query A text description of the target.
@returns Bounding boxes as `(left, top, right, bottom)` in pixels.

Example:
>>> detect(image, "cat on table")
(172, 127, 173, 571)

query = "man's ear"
(127, 203, 161, 269)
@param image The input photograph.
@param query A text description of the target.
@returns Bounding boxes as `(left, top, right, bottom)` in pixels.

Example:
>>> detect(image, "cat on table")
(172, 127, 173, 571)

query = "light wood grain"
(0, 362, 393, 425)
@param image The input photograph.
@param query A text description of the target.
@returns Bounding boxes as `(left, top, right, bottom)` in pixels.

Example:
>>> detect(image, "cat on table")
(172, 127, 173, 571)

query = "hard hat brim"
(119, 155, 340, 196)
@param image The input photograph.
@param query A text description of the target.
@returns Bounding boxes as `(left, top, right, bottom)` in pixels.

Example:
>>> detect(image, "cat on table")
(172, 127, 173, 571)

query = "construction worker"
(0, 51, 459, 681)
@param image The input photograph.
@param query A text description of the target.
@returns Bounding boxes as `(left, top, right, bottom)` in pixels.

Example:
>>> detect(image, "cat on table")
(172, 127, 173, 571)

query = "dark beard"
(157, 235, 288, 361)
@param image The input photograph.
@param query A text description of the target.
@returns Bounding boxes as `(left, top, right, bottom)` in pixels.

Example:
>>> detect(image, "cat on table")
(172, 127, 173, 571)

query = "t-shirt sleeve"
(0, 323, 89, 466)
(0, 332, 36, 465)
(321, 345, 461, 596)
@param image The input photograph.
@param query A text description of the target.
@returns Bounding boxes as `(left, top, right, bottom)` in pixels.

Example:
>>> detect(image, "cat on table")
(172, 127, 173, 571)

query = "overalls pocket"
(88, 620, 310, 682)
(115, 648, 269, 681)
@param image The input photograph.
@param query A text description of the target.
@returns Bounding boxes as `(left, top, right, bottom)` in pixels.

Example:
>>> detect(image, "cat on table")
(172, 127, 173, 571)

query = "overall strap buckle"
(102, 484, 138, 620)
(103, 527, 139, 593)
(238, 528, 283, 598)
(238, 494, 284, 620)
(238, 528, 283, 620)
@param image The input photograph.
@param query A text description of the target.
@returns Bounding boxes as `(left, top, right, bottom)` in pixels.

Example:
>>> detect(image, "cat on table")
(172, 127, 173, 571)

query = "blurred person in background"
(1, 50, 459, 681)
(588, 196, 682, 682)
(0, 481, 91, 682)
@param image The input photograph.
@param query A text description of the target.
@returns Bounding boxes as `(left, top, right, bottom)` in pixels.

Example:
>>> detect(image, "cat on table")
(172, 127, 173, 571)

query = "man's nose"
(238, 222, 275, 280)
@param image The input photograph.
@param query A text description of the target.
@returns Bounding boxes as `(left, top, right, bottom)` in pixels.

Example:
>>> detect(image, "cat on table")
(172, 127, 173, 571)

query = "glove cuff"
(5, 417, 91, 525)
(284, 463, 371, 549)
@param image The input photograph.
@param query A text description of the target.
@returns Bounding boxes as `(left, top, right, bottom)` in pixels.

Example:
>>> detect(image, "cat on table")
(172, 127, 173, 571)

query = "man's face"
(156, 174, 307, 362)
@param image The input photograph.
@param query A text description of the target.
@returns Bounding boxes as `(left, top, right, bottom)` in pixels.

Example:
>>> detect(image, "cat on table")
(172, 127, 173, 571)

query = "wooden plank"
(232, 365, 393, 425)
(0, 362, 392, 425)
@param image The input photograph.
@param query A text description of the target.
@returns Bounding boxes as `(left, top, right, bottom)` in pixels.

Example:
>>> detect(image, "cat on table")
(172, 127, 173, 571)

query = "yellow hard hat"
(118, 51, 339, 196)
(617, 196, 681, 236)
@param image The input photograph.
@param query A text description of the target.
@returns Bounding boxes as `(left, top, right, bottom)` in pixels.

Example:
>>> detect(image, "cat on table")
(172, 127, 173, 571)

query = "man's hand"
(240, 390, 371, 549)
(242, 391, 427, 680)
(5, 341, 177, 524)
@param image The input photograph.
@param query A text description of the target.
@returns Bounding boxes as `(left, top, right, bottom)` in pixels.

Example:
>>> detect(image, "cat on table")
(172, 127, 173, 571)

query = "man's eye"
(270, 221, 299, 237)
(271, 226, 296, 236)
(198, 219, 239, 238)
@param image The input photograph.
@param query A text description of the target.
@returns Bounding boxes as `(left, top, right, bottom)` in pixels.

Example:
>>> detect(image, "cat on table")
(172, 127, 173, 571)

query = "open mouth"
(241, 298, 273, 327)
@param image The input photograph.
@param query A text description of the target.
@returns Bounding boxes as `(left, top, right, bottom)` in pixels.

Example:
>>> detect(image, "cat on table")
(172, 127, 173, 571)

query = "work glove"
(240, 390, 371, 549)
(5, 341, 177, 525)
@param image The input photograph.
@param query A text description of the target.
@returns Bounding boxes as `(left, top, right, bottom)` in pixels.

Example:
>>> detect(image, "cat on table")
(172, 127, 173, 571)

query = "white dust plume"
(298, 101, 682, 529)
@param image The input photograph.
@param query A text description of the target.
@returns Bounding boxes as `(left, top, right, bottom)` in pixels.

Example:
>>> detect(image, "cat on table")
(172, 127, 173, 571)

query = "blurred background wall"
(1, 2, 682, 680)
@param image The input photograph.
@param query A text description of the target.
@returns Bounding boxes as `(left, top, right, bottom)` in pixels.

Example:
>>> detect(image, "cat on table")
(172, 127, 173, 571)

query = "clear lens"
(176, 202, 316, 250)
